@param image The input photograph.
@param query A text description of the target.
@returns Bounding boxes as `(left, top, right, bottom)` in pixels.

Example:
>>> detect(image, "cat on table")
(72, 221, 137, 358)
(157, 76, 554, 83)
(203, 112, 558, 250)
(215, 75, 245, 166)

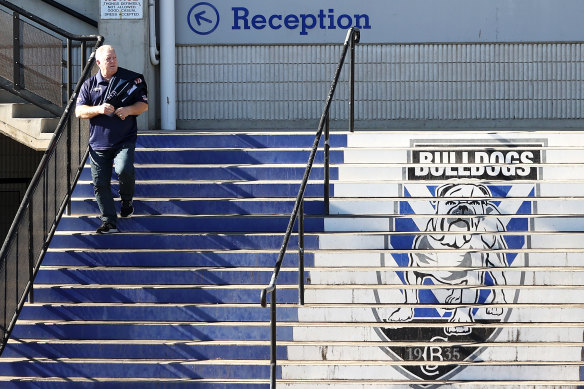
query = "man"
(76, 45, 148, 234)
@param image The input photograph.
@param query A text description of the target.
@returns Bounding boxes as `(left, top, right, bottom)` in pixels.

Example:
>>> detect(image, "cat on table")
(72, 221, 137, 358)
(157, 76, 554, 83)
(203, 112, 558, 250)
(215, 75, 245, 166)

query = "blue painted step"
(32, 286, 299, 304)
(135, 133, 347, 148)
(34, 269, 307, 286)
(71, 182, 330, 198)
(70, 198, 325, 216)
(11, 323, 293, 341)
(0, 360, 276, 380)
(18, 305, 298, 322)
(134, 149, 343, 164)
(1, 381, 270, 389)
(3, 342, 287, 360)
(42, 251, 313, 268)
(57, 215, 325, 232)
(49, 233, 319, 250)
(79, 166, 338, 181)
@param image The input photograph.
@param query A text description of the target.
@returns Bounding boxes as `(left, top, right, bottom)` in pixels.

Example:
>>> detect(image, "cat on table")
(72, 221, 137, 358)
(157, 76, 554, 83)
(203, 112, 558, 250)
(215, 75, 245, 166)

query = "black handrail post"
(324, 114, 330, 215)
(27, 202, 34, 304)
(67, 39, 73, 102)
(43, 166, 48, 239)
(269, 289, 277, 388)
(81, 41, 87, 69)
(12, 11, 21, 90)
(349, 29, 360, 132)
(260, 28, 361, 388)
(65, 39, 74, 216)
(298, 199, 305, 306)
(2, 243, 7, 337)
(66, 117, 72, 216)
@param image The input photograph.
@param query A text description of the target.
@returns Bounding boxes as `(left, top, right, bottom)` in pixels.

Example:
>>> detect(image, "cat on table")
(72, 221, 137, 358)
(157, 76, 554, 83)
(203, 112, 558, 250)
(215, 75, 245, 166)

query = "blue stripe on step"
(18, 305, 299, 322)
(11, 323, 293, 341)
(49, 234, 319, 250)
(34, 269, 309, 286)
(42, 251, 314, 268)
(57, 216, 325, 233)
(72, 183, 332, 198)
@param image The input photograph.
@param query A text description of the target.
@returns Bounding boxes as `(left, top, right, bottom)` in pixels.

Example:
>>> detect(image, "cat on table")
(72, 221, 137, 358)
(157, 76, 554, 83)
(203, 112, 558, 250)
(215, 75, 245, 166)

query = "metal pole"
(66, 39, 73, 102)
(160, 0, 176, 130)
(66, 39, 73, 216)
(324, 114, 330, 215)
(349, 28, 360, 132)
(28, 203, 34, 304)
(269, 290, 277, 388)
(79, 41, 87, 168)
(298, 199, 305, 305)
(43, 167, 48, 240)
(349, 32, 355, 132)
(66, 119, 72, 216)
(12, 12, 21, 90)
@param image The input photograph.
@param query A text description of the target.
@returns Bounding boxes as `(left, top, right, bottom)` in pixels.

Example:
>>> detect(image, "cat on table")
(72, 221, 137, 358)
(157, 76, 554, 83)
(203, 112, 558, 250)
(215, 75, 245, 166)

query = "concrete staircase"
(0, 131, 341, 388)
(0, 130, 582, 387)
(0, 90, 58, 150)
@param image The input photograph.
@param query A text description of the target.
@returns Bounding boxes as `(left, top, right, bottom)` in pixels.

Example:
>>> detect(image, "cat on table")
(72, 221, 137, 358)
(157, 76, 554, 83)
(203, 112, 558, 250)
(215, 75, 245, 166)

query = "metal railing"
(260, 27, 361, 388)
(0, 1, 103, 354)
(41, 0, 98, 28)
(0, 0, 93, 115)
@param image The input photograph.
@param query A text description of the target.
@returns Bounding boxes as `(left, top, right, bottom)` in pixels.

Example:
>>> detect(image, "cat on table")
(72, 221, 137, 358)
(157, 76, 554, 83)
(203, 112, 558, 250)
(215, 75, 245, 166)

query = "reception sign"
(176, 0, 584, 44)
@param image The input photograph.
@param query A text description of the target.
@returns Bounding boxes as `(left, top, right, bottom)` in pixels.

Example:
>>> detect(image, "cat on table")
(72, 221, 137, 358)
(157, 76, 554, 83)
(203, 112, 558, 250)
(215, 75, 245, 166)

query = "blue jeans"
(89, 143, 136, 224)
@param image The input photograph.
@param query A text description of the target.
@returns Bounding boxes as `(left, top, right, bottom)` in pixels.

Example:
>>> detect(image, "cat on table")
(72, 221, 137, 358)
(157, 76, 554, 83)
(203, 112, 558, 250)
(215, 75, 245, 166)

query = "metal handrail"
(260, 27, 360, 388)
(41, 0, 98, 27)
(0, 0, 96, 114)
(0, 1, 103, 354)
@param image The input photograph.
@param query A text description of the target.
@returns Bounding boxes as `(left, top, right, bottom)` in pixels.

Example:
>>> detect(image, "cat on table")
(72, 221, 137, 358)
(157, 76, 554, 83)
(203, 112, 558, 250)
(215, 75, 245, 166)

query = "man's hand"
(116, 102, 148, 120)
(101, 103, 115, 116)
(115, 106, 129, 120)
(76, 101, 147, 120)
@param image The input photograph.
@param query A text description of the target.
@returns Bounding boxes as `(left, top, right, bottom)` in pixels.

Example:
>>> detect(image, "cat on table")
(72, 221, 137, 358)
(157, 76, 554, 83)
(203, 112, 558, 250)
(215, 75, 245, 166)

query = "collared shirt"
(76, 67, 148, 151)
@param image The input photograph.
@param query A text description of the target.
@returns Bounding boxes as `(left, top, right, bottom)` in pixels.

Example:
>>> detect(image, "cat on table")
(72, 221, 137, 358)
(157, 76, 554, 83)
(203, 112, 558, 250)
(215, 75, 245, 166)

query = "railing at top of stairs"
(0, 0, 103, 355)
(260, 27, 361, 388)
(40, 0, 98, 28)
(0, 0, 98, 115)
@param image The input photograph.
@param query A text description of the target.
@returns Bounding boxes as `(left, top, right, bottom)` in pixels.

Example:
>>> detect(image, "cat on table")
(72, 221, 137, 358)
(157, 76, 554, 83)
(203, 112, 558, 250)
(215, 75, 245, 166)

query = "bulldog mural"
(388, 183, 509, 335)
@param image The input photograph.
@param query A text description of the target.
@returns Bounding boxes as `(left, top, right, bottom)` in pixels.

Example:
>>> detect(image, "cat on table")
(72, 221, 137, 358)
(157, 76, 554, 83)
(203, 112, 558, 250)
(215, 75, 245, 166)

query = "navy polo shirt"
(76, 67, 148, 151)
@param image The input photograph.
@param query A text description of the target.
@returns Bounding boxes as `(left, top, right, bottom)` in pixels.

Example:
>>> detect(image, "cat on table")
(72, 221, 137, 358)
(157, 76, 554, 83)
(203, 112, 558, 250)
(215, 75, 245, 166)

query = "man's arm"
(75, 103, 115, 119)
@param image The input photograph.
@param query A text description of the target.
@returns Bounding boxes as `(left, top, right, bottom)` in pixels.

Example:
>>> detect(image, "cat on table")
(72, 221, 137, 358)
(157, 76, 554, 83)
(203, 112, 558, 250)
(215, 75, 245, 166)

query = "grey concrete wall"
(97, 2, 158, 131)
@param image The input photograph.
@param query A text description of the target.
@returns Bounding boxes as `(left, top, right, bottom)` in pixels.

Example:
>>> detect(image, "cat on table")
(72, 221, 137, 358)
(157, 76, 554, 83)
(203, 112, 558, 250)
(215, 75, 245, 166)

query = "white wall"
(9, 0, 98, 36)
(176, 42, 584, 130)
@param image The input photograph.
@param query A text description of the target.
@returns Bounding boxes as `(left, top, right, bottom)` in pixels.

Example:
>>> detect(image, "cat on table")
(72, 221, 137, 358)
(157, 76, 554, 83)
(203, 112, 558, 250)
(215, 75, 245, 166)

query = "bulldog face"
(431, 184, 492, 248)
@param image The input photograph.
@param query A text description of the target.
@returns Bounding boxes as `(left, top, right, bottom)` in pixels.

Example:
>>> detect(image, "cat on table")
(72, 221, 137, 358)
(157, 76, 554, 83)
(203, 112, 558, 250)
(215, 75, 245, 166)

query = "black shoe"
(120, 200, 134, 217)
(96, 221, 118, 234)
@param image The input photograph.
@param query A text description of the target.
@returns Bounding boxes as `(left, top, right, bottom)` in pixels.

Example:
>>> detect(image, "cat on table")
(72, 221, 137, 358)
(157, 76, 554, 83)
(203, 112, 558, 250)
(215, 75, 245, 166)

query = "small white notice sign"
(101, 0, 143, 20)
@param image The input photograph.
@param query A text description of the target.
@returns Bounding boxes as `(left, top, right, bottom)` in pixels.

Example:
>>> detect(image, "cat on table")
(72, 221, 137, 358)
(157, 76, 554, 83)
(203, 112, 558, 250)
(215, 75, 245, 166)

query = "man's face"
(97, 48, 118, 79)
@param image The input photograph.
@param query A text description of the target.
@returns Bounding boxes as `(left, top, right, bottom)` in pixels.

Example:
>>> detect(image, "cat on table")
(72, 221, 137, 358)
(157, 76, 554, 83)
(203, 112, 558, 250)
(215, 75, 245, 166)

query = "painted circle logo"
(187, 2, 219, 35)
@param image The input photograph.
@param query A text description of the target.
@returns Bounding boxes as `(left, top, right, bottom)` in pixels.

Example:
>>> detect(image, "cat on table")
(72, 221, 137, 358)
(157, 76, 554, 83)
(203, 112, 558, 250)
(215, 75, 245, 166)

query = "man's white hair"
(96, 45, 115, 60)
